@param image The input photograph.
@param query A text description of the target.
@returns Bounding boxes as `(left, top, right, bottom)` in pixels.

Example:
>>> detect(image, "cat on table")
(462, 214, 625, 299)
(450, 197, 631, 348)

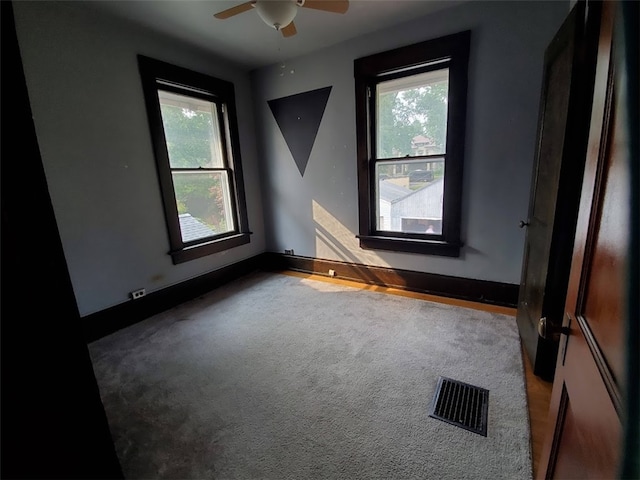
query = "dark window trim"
(354, 31, 470, 257)
(138, 55, 250, 264)
(376, 153, 447, 163)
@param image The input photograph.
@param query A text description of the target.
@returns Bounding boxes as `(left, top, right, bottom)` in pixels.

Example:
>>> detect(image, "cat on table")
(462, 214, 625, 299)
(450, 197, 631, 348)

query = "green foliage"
(172, 173, 228, 232)
(161, 105, 216, 168)
(432, 161, 445, 180)
(161, 104, 228, 233)
(377, 81, 448, 159)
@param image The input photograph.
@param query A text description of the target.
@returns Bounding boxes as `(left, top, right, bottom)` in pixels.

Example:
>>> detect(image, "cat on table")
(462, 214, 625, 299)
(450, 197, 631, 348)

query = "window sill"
(357, 235, 461, 257)
(170, 233, 251, 264)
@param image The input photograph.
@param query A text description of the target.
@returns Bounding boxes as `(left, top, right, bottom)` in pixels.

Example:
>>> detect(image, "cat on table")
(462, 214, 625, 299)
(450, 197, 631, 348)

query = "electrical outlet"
(131, 288, 146, 300)
(328, 269, 336, 277)
(284, 249, 294, 255)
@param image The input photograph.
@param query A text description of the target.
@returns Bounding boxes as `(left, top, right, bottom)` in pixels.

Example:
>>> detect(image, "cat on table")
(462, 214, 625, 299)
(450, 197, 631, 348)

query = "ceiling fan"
(213, 0, 349, 37)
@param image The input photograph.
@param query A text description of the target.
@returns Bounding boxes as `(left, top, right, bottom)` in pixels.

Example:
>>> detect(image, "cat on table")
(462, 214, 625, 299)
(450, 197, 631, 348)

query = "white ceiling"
(84, 0, 467, 70)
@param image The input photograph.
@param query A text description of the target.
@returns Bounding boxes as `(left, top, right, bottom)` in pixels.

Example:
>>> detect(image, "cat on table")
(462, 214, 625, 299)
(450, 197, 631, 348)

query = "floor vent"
(429, 376, 489, 436)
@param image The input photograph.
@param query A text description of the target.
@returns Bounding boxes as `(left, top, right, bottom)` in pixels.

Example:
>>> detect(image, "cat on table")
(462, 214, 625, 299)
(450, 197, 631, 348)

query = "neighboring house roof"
(392, 178, 443, 203)
(391, 178, 444, 219)
(179, 213, 215, 242)
(379, 180, 412, 202)
(412, 135, 434, 145)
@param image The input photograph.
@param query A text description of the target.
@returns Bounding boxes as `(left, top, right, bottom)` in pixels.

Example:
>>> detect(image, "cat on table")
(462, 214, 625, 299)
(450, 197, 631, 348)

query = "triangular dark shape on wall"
(267, 86, 332, 177)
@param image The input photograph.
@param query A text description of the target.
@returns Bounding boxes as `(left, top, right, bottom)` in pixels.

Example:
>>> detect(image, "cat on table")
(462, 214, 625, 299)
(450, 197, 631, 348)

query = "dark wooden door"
(538, 1, 628, 476)
(1, 2, 122, 477)
(516, 0, 600, 380)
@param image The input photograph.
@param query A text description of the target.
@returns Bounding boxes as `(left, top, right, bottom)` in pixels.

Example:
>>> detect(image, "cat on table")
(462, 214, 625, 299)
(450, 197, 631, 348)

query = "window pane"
(172, 171, 235, 242)
(376, 68, 449, 158)
(375, 158, 444, 234)
(159, 90, 224, 169)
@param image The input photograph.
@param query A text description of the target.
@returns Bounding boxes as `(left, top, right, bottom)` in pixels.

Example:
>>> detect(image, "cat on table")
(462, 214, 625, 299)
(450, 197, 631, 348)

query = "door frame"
(516, 0, 601, 380)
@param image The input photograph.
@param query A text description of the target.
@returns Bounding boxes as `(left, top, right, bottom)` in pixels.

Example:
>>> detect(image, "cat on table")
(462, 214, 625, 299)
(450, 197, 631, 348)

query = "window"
(138, 56, 250, 264)
(354, 31, 470, 257)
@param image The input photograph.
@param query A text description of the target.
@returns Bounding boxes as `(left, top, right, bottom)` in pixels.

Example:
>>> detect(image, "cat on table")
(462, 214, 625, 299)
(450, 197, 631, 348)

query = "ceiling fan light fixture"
(254, 0, 298, 30)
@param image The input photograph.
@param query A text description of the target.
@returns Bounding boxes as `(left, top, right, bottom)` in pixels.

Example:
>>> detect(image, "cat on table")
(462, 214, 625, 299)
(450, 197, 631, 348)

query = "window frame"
(138, 55, 251, 264)
(354, 31, 470, 257)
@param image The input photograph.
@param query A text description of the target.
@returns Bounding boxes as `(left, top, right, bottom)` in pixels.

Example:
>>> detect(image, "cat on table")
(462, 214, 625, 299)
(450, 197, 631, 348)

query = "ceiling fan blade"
(281, 21, 297, 37)
(301, 0, 349, 14)
(213, 1, 254, 20)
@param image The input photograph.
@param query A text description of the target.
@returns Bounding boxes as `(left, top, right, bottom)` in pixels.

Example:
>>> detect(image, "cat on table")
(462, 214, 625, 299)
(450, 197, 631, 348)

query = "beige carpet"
(89, 271, 532, 479)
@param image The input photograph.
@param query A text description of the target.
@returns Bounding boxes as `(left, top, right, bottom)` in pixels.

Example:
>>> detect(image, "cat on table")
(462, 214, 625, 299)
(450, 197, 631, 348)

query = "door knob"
(538, 317, 571, 339)
(519, 220, 530, 228)
(538, 317, 547, 338)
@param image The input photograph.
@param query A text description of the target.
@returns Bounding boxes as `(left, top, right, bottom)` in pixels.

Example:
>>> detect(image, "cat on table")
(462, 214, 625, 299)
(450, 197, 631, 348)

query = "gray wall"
(13, 1, 266, 316)
(251, 0, 568, 285)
